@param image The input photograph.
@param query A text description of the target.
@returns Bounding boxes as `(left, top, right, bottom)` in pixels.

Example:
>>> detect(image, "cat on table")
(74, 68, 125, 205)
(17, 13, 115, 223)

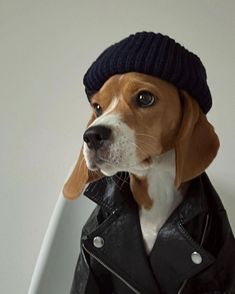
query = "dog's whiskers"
(135, 133, 158, 140)
(126, 138, 157, 157)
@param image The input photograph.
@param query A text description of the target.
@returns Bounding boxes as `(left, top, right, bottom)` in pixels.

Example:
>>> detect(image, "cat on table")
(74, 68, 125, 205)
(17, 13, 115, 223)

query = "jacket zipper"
(177, 213, 210, 294)
(82, 244, 141, 294)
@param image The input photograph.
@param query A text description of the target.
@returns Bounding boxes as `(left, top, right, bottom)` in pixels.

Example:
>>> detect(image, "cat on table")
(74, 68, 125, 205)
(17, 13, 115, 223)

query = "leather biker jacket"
(70, 173, 235, 294)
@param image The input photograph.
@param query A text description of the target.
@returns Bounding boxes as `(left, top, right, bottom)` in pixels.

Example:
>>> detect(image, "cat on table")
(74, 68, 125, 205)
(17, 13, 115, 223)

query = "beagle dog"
(63, 72, 219, 254)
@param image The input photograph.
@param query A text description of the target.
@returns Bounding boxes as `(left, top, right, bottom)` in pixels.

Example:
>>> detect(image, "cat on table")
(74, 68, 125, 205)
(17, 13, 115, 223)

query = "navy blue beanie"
(83, 32, 212, 114)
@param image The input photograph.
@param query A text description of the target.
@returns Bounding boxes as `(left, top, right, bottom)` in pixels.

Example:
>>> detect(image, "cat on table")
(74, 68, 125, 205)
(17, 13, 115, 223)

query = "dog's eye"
(93, 103, 103, 117)
(136, 91, 155, 107)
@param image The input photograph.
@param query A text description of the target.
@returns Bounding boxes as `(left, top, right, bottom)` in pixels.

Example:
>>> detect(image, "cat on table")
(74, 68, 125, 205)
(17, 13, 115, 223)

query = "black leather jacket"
(70, 173, 235, 294)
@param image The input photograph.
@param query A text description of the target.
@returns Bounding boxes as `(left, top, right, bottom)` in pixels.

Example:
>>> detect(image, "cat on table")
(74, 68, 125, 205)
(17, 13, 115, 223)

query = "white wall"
(0, 1, 234, 293)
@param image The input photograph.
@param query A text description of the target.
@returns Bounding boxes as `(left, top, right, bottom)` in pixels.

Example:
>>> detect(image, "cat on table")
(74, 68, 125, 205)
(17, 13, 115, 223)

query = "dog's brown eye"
(136, 91, 155, 107)
(93, 103, 103, 117)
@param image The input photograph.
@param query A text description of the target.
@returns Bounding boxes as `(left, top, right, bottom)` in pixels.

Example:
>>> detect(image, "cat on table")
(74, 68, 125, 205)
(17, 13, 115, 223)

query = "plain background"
(0, 1, 234, 293)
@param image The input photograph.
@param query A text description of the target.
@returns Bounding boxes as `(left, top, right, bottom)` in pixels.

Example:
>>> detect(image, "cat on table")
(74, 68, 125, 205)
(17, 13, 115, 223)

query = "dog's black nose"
(83, 125, 111, 150)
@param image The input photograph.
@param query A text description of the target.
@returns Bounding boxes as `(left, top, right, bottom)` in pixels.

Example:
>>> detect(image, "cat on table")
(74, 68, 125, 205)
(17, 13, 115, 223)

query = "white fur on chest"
(138, 150, 183, 254)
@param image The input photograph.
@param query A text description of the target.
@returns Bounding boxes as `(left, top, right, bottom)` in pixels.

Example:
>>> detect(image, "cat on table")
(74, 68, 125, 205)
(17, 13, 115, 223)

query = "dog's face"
(83, 72, 182, 177)
(63, 72, 219, 200)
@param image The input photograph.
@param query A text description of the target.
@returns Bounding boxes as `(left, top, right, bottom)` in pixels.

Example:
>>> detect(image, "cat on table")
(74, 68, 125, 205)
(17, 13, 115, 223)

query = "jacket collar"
(84, 172, 132, 213)
(84, 172, 208, 220)
(84, 172, 159, 293)
(83, 172, 216, 293)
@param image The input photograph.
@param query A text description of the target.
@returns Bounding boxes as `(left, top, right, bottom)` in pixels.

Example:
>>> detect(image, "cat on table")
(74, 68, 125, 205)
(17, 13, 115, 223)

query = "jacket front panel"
(70, 173, 235, 294)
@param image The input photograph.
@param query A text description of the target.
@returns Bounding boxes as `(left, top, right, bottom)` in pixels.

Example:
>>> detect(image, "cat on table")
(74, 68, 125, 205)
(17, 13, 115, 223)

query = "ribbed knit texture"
(83, 32, 212, 113)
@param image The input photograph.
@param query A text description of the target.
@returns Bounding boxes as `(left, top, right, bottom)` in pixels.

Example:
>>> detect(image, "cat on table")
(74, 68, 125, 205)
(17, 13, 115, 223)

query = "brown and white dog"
(63, 72, 219, 254)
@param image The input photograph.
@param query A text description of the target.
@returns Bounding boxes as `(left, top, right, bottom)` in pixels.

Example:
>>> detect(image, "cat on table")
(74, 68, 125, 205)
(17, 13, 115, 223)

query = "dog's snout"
(83, 125, 111, 150)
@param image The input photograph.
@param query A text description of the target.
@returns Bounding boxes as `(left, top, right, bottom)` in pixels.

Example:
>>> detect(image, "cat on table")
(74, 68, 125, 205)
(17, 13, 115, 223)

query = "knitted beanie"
(83, 32, 212, 114)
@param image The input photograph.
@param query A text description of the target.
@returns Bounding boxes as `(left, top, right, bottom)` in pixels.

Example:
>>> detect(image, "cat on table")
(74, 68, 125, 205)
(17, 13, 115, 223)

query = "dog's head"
(63, 72, 219, 199)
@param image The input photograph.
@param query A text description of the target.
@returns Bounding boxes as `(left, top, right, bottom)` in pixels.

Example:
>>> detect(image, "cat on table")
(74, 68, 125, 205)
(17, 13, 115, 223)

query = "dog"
(63, 72, 219, 253)
(63, 72, 235, 293)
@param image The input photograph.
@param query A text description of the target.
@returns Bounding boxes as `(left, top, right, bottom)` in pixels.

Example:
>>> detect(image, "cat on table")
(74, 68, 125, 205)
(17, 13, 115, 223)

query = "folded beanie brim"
(83, 32, 212, 114)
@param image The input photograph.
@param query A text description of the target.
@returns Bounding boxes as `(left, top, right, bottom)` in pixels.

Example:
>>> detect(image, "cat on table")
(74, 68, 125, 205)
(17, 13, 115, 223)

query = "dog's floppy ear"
(174, 91, 220, 188)
(63, 115, 104, 200)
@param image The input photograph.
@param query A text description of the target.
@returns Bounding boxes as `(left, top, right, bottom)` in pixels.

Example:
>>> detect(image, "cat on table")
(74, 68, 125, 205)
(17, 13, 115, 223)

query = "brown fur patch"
(174, 91, 220, 187)
(129, 174, 153, 209)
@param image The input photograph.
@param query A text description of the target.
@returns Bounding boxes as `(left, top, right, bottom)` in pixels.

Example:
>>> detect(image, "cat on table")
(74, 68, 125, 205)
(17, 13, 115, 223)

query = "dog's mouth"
(86, 150, 153, 175)
(85, 147, 112, 170)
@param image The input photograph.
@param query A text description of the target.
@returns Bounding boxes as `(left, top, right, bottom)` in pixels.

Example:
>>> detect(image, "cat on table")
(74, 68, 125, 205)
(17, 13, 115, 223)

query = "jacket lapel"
(149, 174, 215, 293)
(84, 173, 160, 294)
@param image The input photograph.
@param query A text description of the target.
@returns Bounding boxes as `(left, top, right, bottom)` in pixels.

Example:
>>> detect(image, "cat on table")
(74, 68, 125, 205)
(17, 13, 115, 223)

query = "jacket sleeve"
(70, 248, 101, 294)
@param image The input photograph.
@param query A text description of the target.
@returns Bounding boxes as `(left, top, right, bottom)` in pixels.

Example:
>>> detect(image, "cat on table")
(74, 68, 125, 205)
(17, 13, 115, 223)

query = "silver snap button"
(191, 251, 202, 264)
(93, 236, 104, 248)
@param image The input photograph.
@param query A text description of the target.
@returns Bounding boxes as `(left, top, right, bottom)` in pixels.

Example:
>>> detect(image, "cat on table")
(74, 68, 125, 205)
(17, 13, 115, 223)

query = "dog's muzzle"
(83, 120, 142, 175)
